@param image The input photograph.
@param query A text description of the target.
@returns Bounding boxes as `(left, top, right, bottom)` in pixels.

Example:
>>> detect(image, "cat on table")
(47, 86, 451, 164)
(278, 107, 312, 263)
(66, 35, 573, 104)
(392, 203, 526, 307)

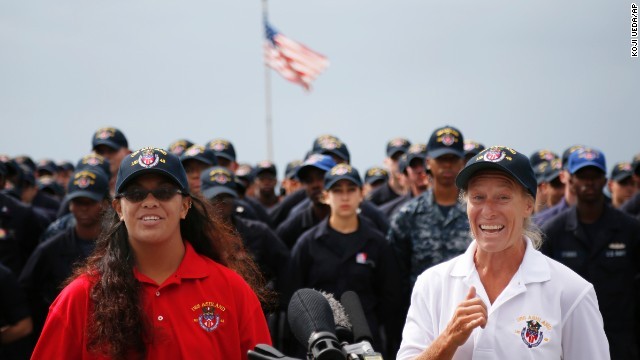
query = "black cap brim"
(93, 139, 122, 150)
(612, 173, 633, 182)
(181, 155, 213, 166)
(387, 148, 406, 158)
(215, 153, 235, 162)
(365, 175, 387, 184)
(545, 169, 561, 182)
(324, 176, 362, 190)
(65, 191, 105, 203)
(427, 148, 464, 159)
(202, 186, 238, 200)
(456, 162, 536, 198)
(116, 168, 188, 194)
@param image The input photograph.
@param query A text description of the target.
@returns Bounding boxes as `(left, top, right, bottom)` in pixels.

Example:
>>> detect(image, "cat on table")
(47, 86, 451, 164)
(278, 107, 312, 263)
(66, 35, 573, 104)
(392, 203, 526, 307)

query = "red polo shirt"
(32, 241, 271, 359)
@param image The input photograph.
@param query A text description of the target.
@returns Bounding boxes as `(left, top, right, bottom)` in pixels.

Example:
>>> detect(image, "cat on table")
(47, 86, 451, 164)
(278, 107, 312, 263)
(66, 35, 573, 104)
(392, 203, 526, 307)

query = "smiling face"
(466, 171, 534, 254)
(113, 173, 190, 249)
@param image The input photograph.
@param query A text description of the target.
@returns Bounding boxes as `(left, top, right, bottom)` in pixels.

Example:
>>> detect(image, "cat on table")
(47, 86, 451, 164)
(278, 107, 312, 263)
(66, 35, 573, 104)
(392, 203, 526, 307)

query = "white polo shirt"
(397, 238, 610, 360)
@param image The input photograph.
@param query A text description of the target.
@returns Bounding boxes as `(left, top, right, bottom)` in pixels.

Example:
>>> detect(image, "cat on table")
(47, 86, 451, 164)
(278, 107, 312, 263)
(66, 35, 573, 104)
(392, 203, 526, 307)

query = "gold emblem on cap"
(129, 147, 167, 167)
(408, 144, 426, 154)
(95, 127, 116, 139)
(367, 167, 387, 177)
(209, 139, 230, 152)
(331, 163, 352, 176)
(478, 146, 516, 162)
(185, 145, 205, 157)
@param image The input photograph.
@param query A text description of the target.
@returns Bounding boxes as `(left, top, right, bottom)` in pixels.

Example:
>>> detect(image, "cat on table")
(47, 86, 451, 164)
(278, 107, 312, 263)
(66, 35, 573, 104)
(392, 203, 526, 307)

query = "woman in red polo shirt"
(32, 147, 272, 359)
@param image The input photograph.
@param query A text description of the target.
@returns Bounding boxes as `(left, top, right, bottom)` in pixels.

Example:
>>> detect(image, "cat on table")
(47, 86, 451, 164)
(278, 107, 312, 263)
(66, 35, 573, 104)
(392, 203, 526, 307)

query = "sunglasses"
(116, 188, 183, 202)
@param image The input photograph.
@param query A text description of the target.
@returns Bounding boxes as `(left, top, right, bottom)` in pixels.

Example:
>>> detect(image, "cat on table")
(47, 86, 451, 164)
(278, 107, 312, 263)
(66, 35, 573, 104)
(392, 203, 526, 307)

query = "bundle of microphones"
(248, 288, 384, 360)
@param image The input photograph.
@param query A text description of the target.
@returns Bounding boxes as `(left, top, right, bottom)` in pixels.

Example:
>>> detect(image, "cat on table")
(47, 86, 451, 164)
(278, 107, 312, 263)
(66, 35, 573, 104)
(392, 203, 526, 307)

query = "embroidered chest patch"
(515, 315, 552, 348)
(191, 301, 226, 333)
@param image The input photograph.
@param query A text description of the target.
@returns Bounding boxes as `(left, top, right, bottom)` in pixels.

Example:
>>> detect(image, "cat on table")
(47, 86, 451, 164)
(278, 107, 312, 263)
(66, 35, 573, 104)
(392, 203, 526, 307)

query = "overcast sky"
(1, 0, 638, 177)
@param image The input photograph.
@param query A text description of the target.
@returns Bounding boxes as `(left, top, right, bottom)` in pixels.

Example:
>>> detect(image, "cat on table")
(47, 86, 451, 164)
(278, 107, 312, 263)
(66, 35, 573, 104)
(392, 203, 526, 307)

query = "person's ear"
(524, 195, 535, 217)
(180, 196, 191, 220)
(112, 199, 123, 221)
(319, 190, 329, 205)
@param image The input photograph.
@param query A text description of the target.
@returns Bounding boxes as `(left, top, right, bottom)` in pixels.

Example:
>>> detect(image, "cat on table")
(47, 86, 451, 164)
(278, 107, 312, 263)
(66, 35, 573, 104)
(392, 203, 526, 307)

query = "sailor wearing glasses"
(32, 147, 272, 359)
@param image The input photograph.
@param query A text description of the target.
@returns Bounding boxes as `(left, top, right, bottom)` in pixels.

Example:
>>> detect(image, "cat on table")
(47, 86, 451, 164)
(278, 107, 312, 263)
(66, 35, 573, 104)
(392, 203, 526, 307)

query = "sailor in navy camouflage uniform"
(387, 126, 470, 303)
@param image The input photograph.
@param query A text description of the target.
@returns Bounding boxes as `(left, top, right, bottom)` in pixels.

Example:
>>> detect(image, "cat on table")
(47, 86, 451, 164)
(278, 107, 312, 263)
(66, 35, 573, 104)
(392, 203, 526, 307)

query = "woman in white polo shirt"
(397, 145, 610, 360)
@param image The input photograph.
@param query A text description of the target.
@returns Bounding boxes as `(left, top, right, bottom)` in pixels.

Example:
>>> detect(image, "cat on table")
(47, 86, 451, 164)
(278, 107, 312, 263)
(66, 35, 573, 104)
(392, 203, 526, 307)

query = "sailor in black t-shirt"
(286, 163, 402, 358)
(19, 168, 111, 339)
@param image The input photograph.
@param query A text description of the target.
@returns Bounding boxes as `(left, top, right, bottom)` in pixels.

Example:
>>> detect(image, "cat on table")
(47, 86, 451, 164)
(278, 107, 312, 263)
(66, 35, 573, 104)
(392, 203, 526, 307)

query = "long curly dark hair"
(68, 194, 273, 359)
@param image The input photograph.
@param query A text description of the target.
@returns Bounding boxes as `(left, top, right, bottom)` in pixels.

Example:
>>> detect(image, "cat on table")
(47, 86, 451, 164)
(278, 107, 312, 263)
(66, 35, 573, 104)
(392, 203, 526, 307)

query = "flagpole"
(262, 0, 274, 162)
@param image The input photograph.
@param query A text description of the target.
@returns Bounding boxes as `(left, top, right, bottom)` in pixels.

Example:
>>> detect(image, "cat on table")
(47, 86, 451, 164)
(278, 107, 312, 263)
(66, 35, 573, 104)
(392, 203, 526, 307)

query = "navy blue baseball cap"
(398, 154, 409, 174)
(406, 143, 427, 165)
(37, 159, 59, 176)
(426, 126, 464, 159)
(19, 165, 36, 186)
(464, 140, 486, 159)
(14, 155, 36, 172)
(545, 158, 562, 182)
(312, 135, 350, 163)
(529, 149, 559, 168)
(92, 127, 128, 150)
(610, 162, 633, 182)
(0, 158, 20, 179)
(386, 138, 411, 158)
(296, 154, 337, 181)
(324, 164, 362, 189)
(115, 147, 189, 194)
(57, 161, 75, 172)
(567, 148, 606, 175)
(235, 163, 255, 184)
(456, 145, 537, 199)
(285, 160, 303, 179)
(168, 139, 195, 157)
(561, 145, 586, 169)
(37, 176, 65, 197)
(364, 167, 389, 185)
(76, 153, 111, 179)
(180, 145, 218, 166)
(533, 161, 552, 185)
(255, 160, 277, 177)
(201, 166, 238, 199)
(207, 139, 236, 162)
(66, 169, 110, 202)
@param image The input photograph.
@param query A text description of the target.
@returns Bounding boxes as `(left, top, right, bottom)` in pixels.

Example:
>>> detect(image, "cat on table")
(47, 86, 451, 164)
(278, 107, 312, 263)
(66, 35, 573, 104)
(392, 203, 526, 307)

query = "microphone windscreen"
(340, 291, 373, 343)
(321, 291, 351, 329)
(321, 291, 353, 344)
(288, 288, 337, 347)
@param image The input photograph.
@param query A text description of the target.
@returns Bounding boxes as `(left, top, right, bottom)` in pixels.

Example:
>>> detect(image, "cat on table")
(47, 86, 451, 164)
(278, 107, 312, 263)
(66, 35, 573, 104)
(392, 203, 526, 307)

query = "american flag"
(264, 21, 329, 90)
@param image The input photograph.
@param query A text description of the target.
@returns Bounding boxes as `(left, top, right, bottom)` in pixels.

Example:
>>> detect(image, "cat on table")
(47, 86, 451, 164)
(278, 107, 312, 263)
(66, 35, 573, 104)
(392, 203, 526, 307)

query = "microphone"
(340, 291, 373, 344)
(288, 288, 346, 360)
(320, 291, 353, 344)
(340, 291, 383, 359)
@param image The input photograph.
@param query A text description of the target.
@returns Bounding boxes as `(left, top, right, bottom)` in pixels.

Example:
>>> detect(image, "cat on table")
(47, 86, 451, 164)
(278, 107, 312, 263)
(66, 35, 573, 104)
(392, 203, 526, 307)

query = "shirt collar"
(450, 237, 550, 284)
(134, 241, 210, 285)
